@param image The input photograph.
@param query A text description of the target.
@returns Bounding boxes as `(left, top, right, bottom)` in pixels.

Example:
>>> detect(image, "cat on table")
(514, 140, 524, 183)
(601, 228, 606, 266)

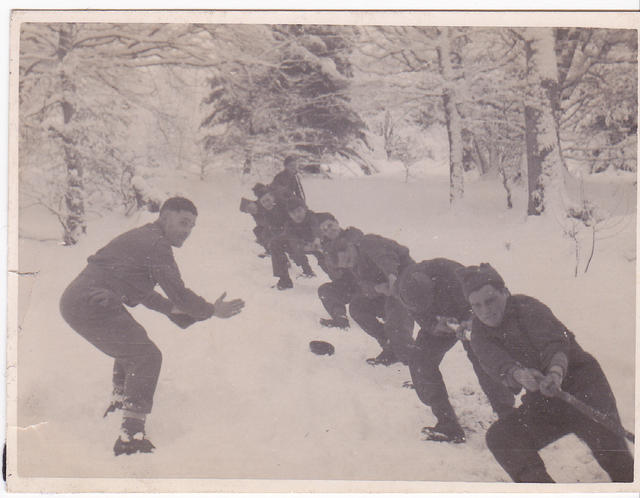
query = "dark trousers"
(59, 272, 162, 414)
(318, 277, 358, 320)
(349, 293, 415, 364)
(271, 234, 325, 279)
(409, 329, 515, 423)
(485, 356, 633, 483)
(254, 225, 282, 251)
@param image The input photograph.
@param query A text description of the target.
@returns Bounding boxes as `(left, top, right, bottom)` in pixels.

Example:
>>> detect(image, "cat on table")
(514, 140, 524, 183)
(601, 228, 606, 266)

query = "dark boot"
(366, 348, 399, 366)
(301, 262, 316, 278)
(424, 402, 466, 443)
(422, 419, 466, 443)
(276, 276, 293, 290)
(320, 317, 350, 329)
(114, 417, 155, 456)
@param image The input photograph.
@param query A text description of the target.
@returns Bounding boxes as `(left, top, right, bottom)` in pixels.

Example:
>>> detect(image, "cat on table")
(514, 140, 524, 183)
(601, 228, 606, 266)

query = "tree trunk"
(437, 27, 464, 205)
(523, 28, 563, 216)
(58, 24, 86, 245)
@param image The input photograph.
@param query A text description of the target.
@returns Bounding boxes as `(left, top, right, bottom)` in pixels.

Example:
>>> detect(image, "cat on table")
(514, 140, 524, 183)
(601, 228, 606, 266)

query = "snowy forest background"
(12, 21, 638, 486)
(18, 23, 637, 245)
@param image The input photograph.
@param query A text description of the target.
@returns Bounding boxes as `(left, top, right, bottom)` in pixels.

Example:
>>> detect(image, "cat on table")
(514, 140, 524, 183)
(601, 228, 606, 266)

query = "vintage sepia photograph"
(7, 9, 639, 493)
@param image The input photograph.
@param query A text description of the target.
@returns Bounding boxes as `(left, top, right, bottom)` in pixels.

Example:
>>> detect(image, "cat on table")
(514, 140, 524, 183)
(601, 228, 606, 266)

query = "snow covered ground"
(14, 166, 636, 485)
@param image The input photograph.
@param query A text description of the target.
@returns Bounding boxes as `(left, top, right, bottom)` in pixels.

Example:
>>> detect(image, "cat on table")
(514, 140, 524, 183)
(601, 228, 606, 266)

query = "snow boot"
(366, 349, 399, 366)
(276, 276, 293, 290)
(319, 317, 350, 329)
(301, 263, 316, 278)
(114, 417, 155, 456)
(421, 420, 466, 444)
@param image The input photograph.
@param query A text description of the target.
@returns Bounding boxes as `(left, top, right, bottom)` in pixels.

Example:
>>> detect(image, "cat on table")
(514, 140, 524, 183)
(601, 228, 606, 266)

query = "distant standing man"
(270, 155, 305, 203)
(457, 263, 633, 482)
(60, 197, 245, 456)
(395, 259, 514, 443)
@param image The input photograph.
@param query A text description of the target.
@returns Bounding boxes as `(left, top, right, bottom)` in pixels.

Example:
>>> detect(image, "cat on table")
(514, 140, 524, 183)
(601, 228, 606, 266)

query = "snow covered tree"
(354, 26, 468, 203)
(554, 28, 637, 175)
(199, 24, 368, 177)
(521, 27, 566, 215)
(436, 27, 464, 203)
(19, 23, 224, 243)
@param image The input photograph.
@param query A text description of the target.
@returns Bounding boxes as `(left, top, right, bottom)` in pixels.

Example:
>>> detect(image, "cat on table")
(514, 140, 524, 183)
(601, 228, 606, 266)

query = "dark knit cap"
(397, 263, 435, 311)
(325, 228, 363, 266)
(456, 263, 505, 299)
(286, 197, 307, 212)
(252, 182, 268, 198)
(284, 155, 298, 168)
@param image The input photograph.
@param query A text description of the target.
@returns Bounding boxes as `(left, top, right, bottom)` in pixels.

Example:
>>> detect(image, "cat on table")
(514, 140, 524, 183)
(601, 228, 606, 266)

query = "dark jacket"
(82, 221, 215, 320)
(353, 234, 414, 298)
(271, 169, 305, 202)
(322, 227, 364, 282)
(401, 258, 472, 329)
(254, 202, 289, 232)
(470, 294, 591, 390)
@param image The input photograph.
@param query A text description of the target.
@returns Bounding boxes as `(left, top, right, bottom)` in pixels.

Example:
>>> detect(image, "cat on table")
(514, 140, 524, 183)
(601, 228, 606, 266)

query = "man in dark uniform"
(395, 259, 515, 443)
(270, 197, 334, 290)
(60, 197, 245, 455)
(316, 219, 363, 329)
(270, 155, 305, 203)
(328, 232, 415, 366)
(240, 184, 288, 256)
(252, 189, 289, 254)
(458, 263, 633, 482)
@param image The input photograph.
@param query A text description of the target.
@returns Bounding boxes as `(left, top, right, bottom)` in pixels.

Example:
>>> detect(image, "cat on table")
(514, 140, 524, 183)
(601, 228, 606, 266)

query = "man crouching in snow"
(60, 197, 245, 456)
(395, 259, 515, 444)
(457, 263, 633, 482)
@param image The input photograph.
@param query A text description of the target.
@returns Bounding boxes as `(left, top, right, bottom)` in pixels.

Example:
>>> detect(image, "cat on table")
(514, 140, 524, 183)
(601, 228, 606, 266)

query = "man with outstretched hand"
(60, 197, 245, 456)
(457, 263, 633, 483)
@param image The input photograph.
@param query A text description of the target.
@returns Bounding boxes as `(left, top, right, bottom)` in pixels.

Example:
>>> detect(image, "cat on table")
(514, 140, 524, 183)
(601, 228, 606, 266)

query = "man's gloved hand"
(432, 316, 456, 337)
(454, 319, 472, 341)
(512, 367, 545, 392)
(539, 368, 563, 397)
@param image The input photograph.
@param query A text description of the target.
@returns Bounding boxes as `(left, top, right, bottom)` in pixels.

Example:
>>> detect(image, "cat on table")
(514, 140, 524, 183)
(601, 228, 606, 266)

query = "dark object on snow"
(309, 340, 335, 356)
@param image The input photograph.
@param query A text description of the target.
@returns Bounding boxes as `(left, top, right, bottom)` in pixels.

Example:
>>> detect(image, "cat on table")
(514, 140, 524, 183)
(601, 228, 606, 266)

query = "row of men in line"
(240, 157, 633, 483)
